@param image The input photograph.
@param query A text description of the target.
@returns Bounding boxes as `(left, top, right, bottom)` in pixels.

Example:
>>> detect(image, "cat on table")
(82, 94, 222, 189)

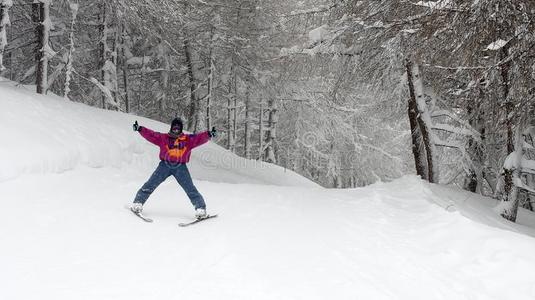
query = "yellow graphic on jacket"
(166, 136, 188, 159)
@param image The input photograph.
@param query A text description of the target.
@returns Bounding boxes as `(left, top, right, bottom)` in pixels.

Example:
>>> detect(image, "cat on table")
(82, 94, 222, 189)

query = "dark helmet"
(170, 117, 183, 133)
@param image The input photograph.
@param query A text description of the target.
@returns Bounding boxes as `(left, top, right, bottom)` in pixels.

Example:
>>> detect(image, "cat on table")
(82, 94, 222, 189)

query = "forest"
(1, 0, 534, 222)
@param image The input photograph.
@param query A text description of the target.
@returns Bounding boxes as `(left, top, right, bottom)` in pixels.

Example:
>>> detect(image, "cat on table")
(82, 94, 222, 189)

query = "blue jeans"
(134, 161, 206, 209)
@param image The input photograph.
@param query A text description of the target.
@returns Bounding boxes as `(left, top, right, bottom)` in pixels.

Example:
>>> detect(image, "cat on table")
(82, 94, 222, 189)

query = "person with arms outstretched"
(130, 118, 216, 219)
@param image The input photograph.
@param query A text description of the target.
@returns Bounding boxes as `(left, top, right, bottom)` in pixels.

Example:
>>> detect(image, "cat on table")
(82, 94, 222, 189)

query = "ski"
(127, 207, 153, 222)
(178, 214, 218, 227)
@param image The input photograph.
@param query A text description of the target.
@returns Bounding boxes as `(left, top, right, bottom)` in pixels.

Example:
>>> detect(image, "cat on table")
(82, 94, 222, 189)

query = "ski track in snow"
(1, 82, 535, 299)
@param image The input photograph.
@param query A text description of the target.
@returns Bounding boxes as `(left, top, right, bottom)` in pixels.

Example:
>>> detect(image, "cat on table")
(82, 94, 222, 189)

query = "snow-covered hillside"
(2, 81, 535, 300)
(0, 81, 316, 187)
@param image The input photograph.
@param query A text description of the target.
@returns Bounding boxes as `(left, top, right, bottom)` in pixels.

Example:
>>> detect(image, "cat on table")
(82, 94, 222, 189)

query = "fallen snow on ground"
(1, 80, 535, 300)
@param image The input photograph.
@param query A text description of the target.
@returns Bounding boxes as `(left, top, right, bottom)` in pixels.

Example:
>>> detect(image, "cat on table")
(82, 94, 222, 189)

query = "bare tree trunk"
(527, 174, 535, 212)
(405, 58, 427, 180)
(0, 4, 5, 71)
(404, 60, 438, 183)
(464, 81, 477, 192)
(98, 0, 108, 108)
(227, 4, 241, 152)
(233, 72, 237, 149)
(499, 45, 520, 222)
(464, 76, 487, 192)
(97, 1, 118, 110)
(206, 49, 213, 130)
(33, 1, 46, 94)
(412, 62, 438, 183)
(227, 77, 234, 151)
(122, 59, 129, 112)
(157, 41, 169, 113)
(500, 122, 522, 222)
(138, 51, 147, 113)
(204, 19, 216, 131)
(502, 61, 514, 156)
(111, 6, 119, 111)
(265, 98, 278, 163)
(258, 101, 264, 160)
(120, 22, 129, 113)
(63, 2, 77, 99)
(244, 87, 252, 159)
(526, 128, 535, 212)
(184, 36, 198, 131)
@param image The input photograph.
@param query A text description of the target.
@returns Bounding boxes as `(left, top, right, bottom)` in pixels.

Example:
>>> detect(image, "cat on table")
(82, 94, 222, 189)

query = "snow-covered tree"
(0, 0, 13, 71)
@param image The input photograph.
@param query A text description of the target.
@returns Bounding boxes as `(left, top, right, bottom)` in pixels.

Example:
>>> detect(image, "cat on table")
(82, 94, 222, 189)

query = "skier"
(130, 118, 216, 219)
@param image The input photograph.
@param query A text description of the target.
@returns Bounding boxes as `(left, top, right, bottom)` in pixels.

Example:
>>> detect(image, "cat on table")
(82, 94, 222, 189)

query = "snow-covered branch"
(520, 158, 535, 175)
(360, 143, 403, 163)
(434, 137, 464, 150)
(411, 0, 465, 12)
(89, 77, 118, 108)
(514, 177, 535, 194)
(432, 123, 481, 142)
(431, 110, 481, 140)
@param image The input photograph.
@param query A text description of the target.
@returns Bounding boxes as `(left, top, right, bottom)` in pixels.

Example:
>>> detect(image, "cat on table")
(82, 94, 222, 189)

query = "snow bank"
(0, 79, 317, 187)
(422, 176, 535, 237)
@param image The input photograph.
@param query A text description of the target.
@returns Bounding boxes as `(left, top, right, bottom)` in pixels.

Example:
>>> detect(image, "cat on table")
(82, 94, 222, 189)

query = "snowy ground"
(2, 81, 535, 300)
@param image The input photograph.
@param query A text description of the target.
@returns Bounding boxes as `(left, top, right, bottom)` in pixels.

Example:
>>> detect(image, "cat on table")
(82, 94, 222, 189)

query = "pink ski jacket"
(139, 127, 210, 163)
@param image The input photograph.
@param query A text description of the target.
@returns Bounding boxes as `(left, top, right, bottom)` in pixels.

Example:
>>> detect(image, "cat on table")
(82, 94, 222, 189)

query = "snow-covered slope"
(2, 81, 535, 300)
(0, 81, 317, 187)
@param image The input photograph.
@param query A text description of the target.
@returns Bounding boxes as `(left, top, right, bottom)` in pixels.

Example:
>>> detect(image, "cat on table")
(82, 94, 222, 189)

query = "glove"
(133, 121, 141, 132)
(208, 126, 217, 138)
